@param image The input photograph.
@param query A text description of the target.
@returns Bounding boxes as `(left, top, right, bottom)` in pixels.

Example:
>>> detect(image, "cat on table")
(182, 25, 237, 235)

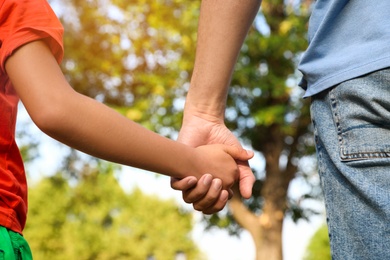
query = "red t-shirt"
(0, 0, 64, 234)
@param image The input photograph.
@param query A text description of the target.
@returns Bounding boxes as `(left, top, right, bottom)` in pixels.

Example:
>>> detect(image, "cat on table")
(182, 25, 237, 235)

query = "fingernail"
(212, 179, 222, 191)
(187, 178, 197, 186)
(246, 150, 254, 156)
(220, 190, 229, 202)
(203, 174, 212, 186)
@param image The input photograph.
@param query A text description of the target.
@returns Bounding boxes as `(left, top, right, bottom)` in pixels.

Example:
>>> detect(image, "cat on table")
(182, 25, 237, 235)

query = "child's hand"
(192, 144, 254, 191)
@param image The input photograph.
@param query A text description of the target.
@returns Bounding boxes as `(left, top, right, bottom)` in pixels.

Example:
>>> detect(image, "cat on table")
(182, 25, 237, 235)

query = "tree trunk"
(229, 197, 285, 260)
(229, 124, 296, 260)
(256, 180, 286, 260)
(226, 1, 313, 258)
(229, 180, 287, 260)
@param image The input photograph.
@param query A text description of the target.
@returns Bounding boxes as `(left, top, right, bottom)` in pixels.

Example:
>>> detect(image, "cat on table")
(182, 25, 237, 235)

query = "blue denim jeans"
(311, 69, 390, 260)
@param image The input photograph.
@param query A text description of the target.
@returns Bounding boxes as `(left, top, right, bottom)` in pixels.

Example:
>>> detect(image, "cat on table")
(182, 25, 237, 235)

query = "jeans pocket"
(329, 70, 390, 162)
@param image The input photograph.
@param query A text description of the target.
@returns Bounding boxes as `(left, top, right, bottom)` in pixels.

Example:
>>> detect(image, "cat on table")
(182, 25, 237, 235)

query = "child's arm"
(6, 40, 252, 189)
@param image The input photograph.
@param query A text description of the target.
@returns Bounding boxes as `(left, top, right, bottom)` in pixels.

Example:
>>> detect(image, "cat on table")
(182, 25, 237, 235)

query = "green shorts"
(0, 226, 32, 260)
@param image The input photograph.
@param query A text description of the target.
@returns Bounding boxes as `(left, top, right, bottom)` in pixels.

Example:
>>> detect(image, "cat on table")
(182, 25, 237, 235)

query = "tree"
(53, 0, 199, 134)
(203, 1, 318, 259)
(42, 1, 320, 259)
(304, 225, 331, 260)
(24, 162, 200, 260)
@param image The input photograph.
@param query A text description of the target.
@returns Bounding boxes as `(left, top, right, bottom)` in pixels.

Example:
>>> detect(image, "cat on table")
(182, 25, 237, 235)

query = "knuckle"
(193, 203, 204, 212)
(183, 190, 205, 204)
(182, 192, 194, 204)
(202, 210, 213, 215)
(171, 184, 179, 190)
(203, 206, 221, 215)
(204, 194, 218, 204)
(183, 196, 191, 204)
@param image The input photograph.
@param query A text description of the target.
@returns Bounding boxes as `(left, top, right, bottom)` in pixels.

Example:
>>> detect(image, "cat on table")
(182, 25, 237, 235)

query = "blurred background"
(16, 0, 331, 259)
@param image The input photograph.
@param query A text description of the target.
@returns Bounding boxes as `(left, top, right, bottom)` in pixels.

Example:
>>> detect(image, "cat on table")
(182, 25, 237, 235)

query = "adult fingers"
(223, 145, 254, 161)
(237, 160, 255, 199)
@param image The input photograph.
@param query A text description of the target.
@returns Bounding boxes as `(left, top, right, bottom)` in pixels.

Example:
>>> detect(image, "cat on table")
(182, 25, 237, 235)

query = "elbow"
(30, 104, 67, 137)
(26, 86, 79, 138)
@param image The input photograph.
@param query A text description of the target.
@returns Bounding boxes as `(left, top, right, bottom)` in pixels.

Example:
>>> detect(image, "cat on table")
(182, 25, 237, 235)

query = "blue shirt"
(298, 0, 390, 97)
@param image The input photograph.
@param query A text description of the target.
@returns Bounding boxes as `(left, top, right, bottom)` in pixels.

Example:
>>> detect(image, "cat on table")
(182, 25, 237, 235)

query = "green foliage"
(24, 163, 200, 260)
(304, 225, 331, 260)
(227, 5, 311, 149)
(211, 1, 319, 233)
(55, 0, 319, 237)
(203, 212, 241, 236)
(43, 0, 320, 250)
(55, 0, 200, 135)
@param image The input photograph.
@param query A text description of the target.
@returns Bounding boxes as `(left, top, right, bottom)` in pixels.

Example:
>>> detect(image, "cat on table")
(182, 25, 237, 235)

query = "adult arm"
(172, 0, 262, 212)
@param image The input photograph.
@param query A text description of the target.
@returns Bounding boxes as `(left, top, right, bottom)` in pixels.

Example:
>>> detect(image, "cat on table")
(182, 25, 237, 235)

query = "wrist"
(184, 77, 229, 122)
(183, 99, 225, 125)
(174, 145, 204, 180)
(188, 146, 212, 179)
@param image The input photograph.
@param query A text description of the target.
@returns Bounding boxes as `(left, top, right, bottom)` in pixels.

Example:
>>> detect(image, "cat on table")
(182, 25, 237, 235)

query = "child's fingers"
(192, 179, 229, 213)
(170, 176, 197, 190)
(201, 189, 230, 215)
(180, 174, 214, 204)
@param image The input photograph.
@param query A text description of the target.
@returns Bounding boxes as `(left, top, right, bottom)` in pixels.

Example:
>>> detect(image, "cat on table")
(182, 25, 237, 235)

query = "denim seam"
(329, 88, 345, 158)
(329, 86, 390, 161)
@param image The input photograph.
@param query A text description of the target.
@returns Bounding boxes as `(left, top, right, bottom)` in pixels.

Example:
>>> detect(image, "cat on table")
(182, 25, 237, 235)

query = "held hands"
(171, 112, 255, 214)
(192, 144, 253, 190)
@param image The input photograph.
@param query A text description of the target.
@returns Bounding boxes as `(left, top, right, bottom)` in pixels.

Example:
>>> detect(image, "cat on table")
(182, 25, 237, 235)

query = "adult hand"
(170, 0, 260, 213)
(171, 112, 255, 213)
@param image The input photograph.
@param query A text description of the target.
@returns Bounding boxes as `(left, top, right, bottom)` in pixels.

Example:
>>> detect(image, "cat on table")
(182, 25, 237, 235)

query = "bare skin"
(6, 40, 253, 195)
(171, 0, 262, 213)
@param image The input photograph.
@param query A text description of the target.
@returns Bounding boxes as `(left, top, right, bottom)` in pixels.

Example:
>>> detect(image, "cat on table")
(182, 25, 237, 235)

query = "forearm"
(187, 0, 261, 119)
(6, 41, 196, 179)
(45, 92, 197, 178)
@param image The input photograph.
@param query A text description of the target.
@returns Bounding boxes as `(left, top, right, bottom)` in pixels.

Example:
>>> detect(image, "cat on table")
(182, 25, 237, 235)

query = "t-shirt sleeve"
(0, 0, 64, 75)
